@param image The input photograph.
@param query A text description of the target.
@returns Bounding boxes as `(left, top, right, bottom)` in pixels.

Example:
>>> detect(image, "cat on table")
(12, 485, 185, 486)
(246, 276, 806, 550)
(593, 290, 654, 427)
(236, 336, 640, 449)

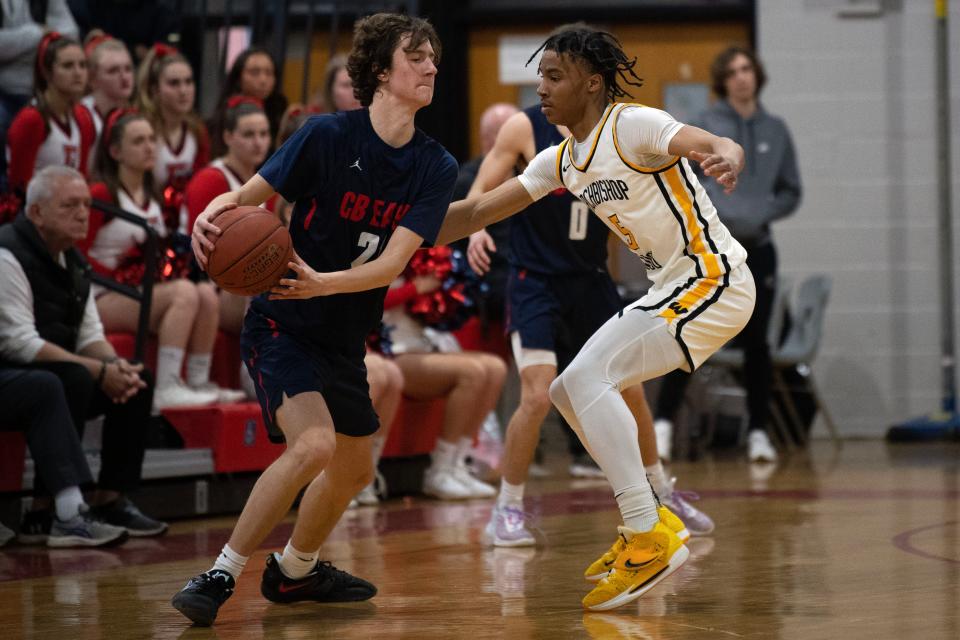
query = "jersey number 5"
(352, 232, 380, 267)
(569, 202, 589, 241)
(607, 214, 639, 251)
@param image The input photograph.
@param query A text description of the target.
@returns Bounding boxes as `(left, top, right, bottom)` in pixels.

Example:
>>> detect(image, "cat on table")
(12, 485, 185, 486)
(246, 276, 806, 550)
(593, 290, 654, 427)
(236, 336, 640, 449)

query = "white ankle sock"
(644, 462, 671, 501)
(455, 436, 474, 466)
(431, 438, 457, 470)
(54, 486, 84, 521)
(616, 484, 660, 533)
(186, 353, 213, 387)
(497, 480, 524, 507)
(156, 346, 185, 389)
(278, 541, 318, 580)
(211, 543, 248, 580)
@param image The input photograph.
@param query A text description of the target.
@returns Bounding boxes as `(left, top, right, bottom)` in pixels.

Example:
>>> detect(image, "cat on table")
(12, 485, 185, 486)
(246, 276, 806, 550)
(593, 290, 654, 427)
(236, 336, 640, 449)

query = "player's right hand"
(467, 229, 497, 275)
(191, 201, 237, 269)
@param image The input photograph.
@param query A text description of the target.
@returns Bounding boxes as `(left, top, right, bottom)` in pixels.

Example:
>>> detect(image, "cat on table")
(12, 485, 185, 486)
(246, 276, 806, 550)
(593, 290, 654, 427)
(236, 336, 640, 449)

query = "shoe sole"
(125, 524, 169, 537)
(171, 593, 218, 626)
(492, 535, 536, 548)
(47, 531, 128, 548)
(584, 543, 690, 611)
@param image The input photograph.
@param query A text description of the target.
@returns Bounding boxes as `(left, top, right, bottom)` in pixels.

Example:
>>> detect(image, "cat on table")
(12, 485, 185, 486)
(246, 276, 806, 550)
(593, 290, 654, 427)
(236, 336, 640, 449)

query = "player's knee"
(287, 428, 336, 480)
(521, 384, 552, 417)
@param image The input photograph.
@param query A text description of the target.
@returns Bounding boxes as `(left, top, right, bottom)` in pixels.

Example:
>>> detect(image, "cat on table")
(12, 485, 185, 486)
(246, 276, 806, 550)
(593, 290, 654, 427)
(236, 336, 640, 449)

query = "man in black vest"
(0, 165, 166, 538)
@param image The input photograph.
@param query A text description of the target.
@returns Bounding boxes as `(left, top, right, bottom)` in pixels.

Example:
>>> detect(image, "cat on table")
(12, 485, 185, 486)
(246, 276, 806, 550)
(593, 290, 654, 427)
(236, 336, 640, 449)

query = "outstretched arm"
(668, 125, 744, 194)
(435, 178, 534, 247)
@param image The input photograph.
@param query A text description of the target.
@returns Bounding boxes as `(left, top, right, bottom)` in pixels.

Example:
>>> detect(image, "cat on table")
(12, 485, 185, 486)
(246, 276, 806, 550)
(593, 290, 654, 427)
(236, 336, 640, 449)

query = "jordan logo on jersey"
(638, 251, 662, 271)
(579, 179, 629, 209)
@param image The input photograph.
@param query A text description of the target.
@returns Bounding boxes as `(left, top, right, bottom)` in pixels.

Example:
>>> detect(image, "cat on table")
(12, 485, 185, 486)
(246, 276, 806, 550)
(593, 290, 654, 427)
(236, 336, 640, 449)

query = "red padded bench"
(0, 432, 26, 492)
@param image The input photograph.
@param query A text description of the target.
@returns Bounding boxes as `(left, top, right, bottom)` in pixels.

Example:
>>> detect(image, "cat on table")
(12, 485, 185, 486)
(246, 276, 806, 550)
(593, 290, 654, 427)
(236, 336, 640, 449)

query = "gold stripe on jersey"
(662, 165, 724, 280)
(565, 104, 615, 173)
(612, 104, 680, 174)
(556, 138, 569, 184)
(658, 276, 719, 321)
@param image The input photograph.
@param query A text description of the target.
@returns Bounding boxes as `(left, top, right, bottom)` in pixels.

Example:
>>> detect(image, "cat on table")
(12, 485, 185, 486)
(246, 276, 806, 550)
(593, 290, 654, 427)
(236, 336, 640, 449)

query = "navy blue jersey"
(510, 105, 610, 274)
(252, 109, 458, 352)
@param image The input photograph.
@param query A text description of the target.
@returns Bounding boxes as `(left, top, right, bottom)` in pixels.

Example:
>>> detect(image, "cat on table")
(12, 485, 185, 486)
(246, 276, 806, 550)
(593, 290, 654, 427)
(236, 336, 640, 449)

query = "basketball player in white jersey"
(435, 24, 755, 611)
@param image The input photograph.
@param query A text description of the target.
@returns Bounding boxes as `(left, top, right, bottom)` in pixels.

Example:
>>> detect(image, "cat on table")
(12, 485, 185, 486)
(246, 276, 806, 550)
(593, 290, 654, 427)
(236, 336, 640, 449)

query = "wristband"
(97, 360, 108, 385)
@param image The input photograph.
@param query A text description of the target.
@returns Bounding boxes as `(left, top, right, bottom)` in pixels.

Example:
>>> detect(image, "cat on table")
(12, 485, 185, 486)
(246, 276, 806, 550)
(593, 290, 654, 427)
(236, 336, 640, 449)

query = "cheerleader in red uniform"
(81, 109, 243, 410)
(6, 32, 96, 196)
(135, 44, 209, 233)
(80, 32, 134, 143)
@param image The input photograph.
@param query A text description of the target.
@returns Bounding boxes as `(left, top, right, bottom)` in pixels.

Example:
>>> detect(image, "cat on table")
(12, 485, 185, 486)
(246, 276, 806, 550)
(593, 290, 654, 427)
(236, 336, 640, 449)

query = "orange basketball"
(206, 206, 293, 296)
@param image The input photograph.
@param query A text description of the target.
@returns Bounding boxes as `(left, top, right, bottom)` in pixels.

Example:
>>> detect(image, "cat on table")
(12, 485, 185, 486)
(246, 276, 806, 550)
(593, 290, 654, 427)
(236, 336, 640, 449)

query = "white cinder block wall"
(758, 0, 960, 437)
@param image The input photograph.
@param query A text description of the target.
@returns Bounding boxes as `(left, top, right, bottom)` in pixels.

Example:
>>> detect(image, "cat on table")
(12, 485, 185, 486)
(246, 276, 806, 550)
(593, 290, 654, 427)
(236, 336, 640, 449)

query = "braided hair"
(527, 23, 643, 102)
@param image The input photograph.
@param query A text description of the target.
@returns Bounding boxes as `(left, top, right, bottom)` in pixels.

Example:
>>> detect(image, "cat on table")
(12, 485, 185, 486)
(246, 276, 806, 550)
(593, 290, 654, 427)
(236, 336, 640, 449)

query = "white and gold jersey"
(518, 103, 752, 369)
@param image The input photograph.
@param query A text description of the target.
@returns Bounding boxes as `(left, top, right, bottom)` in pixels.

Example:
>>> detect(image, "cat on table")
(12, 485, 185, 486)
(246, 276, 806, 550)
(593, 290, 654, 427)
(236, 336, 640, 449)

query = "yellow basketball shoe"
(583, 506, 689, 582)
(582, 522, 689, 611)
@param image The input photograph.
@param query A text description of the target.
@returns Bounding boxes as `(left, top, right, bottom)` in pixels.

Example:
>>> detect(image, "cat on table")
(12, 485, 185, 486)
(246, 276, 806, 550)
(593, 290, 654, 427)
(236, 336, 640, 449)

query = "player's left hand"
(690, 150, 741, 194)
(268, 254, 335, 299)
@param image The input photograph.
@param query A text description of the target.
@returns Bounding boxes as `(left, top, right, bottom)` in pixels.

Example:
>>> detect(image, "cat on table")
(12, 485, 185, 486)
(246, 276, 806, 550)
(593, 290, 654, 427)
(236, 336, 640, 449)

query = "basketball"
(205, 206, 293, 296)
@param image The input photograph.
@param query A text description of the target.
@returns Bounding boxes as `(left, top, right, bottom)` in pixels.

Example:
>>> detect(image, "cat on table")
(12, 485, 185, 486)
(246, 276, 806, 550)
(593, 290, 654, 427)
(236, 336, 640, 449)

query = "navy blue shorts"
(240, 310, 378, 443)
(506, 267, 622, 370)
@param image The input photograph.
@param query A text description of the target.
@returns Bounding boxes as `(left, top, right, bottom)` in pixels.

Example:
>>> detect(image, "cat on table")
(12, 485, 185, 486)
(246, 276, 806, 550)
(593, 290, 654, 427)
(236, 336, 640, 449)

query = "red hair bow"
(152, 43, 179, 59)
(84, 32, 114, 57)
(36, 32, 64, 75)
(102, 107, 139, 145)
(226, 95, 264, 109)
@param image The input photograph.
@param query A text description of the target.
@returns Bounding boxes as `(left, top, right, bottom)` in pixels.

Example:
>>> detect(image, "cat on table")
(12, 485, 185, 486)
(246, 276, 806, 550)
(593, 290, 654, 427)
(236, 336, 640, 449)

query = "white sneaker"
(654, 419, 673, 462)
(747, 430, 778, 463)
(452, 462, 496, 498)
(423, 466, 473, 500)
(484, 504, 536, 547)
(153, 380, 219, 411)
(190, 381, 247, 404)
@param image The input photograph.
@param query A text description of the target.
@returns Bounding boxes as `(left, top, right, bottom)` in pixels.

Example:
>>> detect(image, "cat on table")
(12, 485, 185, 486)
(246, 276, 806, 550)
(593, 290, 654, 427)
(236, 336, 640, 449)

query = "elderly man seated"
(0, 165, 166, 538)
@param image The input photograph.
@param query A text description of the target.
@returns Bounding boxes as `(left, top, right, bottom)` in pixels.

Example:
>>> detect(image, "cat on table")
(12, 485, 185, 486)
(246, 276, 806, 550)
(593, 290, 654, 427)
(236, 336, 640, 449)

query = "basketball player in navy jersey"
(171, 14, 457, 626)
(435, 24, 752, 610)
(468, 102, 714, 548)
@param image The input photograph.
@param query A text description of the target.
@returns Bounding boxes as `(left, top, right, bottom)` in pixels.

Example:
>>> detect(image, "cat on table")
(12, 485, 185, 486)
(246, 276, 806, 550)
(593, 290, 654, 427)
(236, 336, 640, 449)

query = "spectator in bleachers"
(82, 109, 242, 409)
(0, 0, 78, 191)
(80, 31, 134, 141)
(184, 95, 272, 400)
(652, 46, 802, 465)
(0, 365, 128, 547)
(317, 54, 359, 113)
(135, 43, 209, 231)
(272, 103, 321, 226)
(383, 268, 506, 500)
(210, 47, 288, 156)
(0, 165, 166, 537)
(6, 32, 95, 196)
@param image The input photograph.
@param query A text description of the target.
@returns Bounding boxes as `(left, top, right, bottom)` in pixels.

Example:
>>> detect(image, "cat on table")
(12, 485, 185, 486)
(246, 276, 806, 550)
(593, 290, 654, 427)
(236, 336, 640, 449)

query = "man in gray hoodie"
(653, 46, 802, 464)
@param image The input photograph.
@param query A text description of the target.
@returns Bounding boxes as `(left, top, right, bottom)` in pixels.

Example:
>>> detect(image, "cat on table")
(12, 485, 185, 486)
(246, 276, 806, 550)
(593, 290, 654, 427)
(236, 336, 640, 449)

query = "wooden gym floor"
(1, 440, 958, 639)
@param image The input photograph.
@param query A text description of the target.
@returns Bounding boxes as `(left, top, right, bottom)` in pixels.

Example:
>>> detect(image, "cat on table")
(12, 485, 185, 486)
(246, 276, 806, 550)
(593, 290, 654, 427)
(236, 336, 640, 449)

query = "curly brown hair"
(710, 46, 766, 98)
(346, 13, 441, 107)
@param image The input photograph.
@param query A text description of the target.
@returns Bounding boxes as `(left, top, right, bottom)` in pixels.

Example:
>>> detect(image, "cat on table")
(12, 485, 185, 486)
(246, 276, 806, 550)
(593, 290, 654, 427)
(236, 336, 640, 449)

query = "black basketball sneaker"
(260, 552, 377, 603)
(171, 569, 235, 626)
